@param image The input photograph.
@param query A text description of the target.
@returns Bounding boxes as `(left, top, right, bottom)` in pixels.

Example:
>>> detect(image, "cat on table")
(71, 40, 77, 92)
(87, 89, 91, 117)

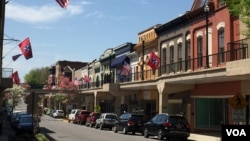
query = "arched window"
(162, 47, 167, 74)
(170, 45, 175, 72)
(218, 27, 224, 63)
(185, 39, 191, 70)
(177, 42, 182, 71)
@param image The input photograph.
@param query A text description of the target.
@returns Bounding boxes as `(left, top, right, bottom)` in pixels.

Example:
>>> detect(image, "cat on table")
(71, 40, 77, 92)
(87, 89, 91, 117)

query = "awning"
(111, 55, 130, 68)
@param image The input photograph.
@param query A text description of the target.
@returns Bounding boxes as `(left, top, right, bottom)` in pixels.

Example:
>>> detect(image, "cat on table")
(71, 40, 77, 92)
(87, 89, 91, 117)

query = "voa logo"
(226, 129, 246, 136)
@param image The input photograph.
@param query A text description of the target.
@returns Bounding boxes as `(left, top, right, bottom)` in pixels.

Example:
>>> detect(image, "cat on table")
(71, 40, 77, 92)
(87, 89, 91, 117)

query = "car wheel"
(123, 126, 128, 134)
(144, 128, 149, 138)
(157, 129, 164, 140)
(99, 123, 103, 130)
(113, 126, 117, 133)
(132, 131, 135, 135)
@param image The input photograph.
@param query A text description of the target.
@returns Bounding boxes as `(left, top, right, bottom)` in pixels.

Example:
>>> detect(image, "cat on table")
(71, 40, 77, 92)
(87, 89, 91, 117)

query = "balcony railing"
(77, 44, 249, 90)
(115, 45, 248, 84)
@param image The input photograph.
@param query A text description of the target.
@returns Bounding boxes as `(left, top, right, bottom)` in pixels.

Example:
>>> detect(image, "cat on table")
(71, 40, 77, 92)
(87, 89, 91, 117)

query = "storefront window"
(195, 98, 228, 129)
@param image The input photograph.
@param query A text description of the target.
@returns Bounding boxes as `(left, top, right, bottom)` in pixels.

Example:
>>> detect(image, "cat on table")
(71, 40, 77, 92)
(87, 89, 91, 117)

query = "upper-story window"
(162, 48, 167, 74)
(218, 27, 225, 63)
(170, 45, 175, 72)
(177, 43, 182, 71)
(185, 39, 191, 70)
(197, 36, 203, 68)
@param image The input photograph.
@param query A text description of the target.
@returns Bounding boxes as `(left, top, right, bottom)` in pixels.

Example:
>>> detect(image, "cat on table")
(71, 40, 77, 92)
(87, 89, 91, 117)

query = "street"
(39, 115, 220, 141)
(40, 115, 155, 141)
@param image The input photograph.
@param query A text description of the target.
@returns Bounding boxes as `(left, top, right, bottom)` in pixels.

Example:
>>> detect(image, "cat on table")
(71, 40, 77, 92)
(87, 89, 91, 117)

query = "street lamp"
(204, 4, 209, 69)
(141, 36, 145, 80)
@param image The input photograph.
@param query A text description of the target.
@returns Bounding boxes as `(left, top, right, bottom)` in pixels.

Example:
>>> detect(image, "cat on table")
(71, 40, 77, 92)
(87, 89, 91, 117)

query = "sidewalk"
(189, 133, 221, 141)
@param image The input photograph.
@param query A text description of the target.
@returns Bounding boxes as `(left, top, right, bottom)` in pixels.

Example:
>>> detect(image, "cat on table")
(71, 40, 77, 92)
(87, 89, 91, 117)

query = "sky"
(3, 0, 194, 82)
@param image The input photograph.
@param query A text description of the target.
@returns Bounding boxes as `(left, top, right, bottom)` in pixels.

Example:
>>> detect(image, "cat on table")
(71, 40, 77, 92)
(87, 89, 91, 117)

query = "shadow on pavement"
(40, 127, 57, 141)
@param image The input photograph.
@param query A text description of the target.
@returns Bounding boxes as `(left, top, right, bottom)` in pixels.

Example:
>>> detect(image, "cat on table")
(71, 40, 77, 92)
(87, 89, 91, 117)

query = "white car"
(53, 110, 65, 118)
(68, 109, 81, 123)
(95, 113, 118, 130)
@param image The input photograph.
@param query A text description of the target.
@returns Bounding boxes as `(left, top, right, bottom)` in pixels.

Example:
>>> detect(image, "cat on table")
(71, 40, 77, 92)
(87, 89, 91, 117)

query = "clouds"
(5, 2, 85, 24)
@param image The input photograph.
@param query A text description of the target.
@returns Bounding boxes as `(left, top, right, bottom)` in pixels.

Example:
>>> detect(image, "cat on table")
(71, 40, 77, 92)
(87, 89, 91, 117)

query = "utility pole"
(0, 0, 6, 112)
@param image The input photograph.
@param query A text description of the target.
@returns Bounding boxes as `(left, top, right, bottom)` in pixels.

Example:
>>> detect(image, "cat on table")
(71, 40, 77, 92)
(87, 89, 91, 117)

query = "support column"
(157, 81, 168, 113)
(94, 91, 97, 109)
(114, 95, 121, 115)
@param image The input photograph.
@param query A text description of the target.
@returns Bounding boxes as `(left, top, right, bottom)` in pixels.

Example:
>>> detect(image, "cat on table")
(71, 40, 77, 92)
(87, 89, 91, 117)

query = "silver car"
(95, 113, 118, 130)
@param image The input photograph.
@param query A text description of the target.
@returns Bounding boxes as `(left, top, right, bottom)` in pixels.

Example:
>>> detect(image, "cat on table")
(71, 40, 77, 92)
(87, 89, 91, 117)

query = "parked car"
(143, 113, 190, 140)
(113, 113, 145, 135)
(15, 114, 40, 135)
(74, 110, 91, 125)
(12, 112, 28, 129)
(68, 109, 81, 123)
(95, 113, 118, 130)
(85, 112, 101, 127)
(49, 109, 56, 117)
(53, 110, 65, 118)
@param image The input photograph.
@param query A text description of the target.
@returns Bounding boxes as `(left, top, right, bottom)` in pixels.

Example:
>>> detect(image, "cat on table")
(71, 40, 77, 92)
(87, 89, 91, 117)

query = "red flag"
(147, 51, 160, 70)
(12, 54, 22, 61)
(121, 61, 131, 76)
(56, 0, 70, 9)
(12, 71, 20, 84)
(18, 37, 33, 60)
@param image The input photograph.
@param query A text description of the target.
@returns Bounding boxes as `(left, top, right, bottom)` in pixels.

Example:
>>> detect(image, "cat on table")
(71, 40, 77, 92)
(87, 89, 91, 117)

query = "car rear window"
(94, 113, 101, 117)
(169, 116, 188, 124)
(130, 115, 143, 121)
(106, 115, 117, 119)
(58, 110, 64, 113)
(82, 111, 91, 115)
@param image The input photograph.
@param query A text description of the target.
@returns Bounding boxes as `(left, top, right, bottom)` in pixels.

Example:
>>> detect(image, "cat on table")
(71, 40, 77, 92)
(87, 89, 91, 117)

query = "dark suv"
(143, 113, 190, 140)
(113, 113, 145, 135)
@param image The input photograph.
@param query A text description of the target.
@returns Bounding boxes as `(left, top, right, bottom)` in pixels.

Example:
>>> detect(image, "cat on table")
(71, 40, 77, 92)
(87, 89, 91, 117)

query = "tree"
(4, 85, 25, 110)
(225, 0, 250, 37)
(94, 105, 101, 112)
(54, 93, 66, 110)
(24, 66, 50, 86)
